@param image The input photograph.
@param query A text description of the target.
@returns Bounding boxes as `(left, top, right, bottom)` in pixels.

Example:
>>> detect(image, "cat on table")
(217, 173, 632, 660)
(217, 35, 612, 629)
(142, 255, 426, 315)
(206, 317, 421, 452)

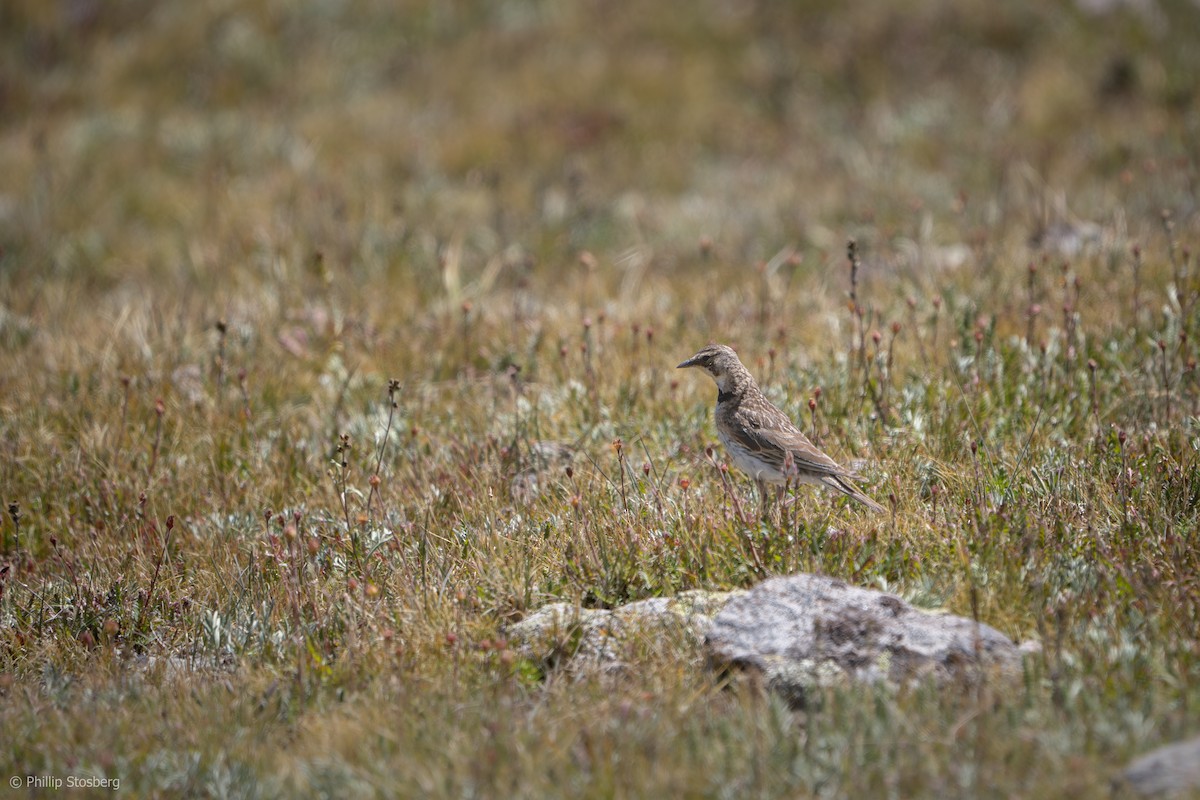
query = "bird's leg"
(781, 474, 796, 530)
(754, 480, 785, 525)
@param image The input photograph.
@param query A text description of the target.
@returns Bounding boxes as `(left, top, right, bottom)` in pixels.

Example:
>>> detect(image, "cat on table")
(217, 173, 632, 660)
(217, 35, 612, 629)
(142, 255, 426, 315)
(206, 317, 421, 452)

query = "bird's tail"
(825, 474, 887, 513)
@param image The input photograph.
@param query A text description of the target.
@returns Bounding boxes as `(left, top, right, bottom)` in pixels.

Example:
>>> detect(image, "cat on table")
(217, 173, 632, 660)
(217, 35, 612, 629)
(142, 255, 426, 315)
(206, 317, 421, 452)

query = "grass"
(1, 0, 1199, 796)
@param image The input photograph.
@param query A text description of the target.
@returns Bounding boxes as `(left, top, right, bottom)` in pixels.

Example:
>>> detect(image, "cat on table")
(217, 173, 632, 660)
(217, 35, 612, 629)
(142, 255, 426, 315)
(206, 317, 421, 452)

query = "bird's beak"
(677, 355, 699, 369)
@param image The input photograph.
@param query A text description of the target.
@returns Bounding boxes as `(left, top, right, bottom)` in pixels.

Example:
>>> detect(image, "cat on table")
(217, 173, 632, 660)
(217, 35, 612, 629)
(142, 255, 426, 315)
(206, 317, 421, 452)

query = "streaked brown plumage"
(677, 343, 885, 513)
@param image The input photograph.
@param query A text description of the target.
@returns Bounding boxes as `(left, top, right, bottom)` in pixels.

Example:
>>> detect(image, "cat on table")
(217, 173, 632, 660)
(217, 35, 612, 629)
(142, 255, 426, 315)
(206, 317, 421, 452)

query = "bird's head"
(677, 343, 745, 393)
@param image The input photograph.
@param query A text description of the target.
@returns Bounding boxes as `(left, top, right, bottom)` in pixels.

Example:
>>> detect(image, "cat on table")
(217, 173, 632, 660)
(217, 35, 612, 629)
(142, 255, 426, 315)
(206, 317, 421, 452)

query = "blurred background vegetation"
(2, 0, 1196, 300)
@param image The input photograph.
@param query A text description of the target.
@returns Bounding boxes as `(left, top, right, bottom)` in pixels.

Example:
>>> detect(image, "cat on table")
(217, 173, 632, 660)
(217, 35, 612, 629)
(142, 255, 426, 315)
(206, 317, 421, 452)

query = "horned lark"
(677, 343, 885, 513)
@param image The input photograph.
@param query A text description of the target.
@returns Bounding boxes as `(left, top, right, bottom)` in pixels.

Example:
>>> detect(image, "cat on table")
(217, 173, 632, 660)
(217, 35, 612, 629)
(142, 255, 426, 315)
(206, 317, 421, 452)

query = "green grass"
(2, 0, 1199, 796)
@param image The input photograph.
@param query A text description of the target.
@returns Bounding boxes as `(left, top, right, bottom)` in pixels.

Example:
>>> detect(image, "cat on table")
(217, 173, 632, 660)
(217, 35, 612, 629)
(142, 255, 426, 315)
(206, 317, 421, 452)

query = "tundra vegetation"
(1, 1, 1198, 796)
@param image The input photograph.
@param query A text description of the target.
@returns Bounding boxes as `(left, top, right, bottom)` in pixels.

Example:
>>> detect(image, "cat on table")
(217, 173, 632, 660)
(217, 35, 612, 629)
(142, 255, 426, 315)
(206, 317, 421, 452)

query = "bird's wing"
(729, 403, 847, 478)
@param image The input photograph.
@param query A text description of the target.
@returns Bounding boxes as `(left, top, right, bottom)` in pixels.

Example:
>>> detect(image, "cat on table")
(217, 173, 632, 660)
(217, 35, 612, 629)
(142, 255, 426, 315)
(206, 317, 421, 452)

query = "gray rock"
(1118, 736, 1200, 797)
(508, 573, 1033, 703)
(508, 590, 739, 673)
(705, 574, 1024, 705)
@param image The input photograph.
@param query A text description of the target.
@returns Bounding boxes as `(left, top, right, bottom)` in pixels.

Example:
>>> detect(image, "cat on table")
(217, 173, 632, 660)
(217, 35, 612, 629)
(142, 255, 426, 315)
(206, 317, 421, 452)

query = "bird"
(677, 343, 885, 513)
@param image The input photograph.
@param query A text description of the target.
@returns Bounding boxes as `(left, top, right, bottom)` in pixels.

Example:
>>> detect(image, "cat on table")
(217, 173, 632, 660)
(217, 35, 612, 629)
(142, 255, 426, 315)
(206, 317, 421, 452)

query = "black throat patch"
(717, 388, 736, 404)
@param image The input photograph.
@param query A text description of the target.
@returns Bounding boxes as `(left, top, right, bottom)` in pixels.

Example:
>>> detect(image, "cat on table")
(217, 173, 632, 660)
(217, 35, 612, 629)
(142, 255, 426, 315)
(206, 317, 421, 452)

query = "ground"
(1, 0, 1199, 796)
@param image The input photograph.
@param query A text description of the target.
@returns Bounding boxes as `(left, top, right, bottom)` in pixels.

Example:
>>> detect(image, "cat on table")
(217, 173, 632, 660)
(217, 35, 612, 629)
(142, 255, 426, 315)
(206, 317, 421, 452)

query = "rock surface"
(706, 574, 1023, 704)
(1117, 735, 1200, 797)
(509, 571, 1033, 702)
